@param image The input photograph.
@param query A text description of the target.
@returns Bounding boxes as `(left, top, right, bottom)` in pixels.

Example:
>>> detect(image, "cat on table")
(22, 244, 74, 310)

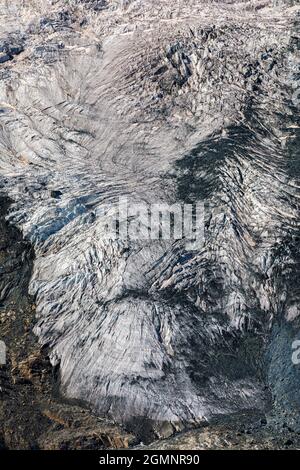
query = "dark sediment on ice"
(0, 0, 300, 449)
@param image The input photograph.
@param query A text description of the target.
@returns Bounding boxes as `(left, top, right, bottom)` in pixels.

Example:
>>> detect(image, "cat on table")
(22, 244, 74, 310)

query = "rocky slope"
(0, 0, 300, 448)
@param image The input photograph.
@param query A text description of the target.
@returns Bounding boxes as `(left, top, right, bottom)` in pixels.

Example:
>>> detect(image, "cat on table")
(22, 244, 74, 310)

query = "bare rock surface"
(0, 0, 300, 446)
(141, 411, 300, 450)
